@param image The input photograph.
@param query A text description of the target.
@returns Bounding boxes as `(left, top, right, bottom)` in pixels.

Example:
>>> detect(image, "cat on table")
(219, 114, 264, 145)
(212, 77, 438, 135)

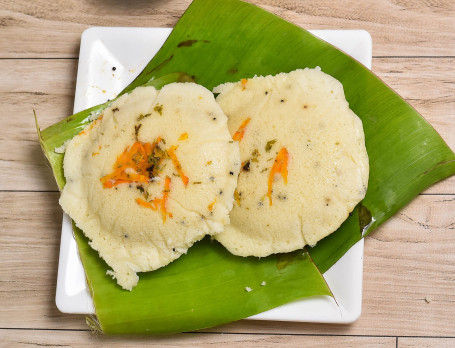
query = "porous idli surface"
(59, 84, 240, 290)
(213, 68, 369, 257)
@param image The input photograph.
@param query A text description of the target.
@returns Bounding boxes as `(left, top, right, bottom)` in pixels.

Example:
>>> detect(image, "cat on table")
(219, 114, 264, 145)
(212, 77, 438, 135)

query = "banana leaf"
(38, 45, 332, 335)
(39, 73, 332, 334)
(38, 0, 455, 334)
(75, 226, 329, 334)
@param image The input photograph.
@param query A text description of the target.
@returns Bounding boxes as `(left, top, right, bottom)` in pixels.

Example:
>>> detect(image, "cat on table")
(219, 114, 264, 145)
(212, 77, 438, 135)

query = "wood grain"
(254, 0, 455, 57)
(0, 58, 77, 192)
(398, 337, 455, 348)
(1, 0, 455, 58)
(0, 0, 190, 58)
(0, 192, 86, 330)
(0, 330, 396, 347)
(0, 58, 453, 192)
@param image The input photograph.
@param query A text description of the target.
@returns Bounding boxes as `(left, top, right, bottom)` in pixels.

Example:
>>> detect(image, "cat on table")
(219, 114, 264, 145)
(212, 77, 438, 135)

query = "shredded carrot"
(103, 179, 129, 188)
(234, 189, 241, 206)
(100, 138, 162, 188)
(155, 176, 172, 222)
(232, 118, 251, 142)
(241, 78, 248, 90)
(208, 198, 216, 212)
(267, 147, 289, 206)
(136, 197, 155, 209)
(178, 132, 188, 141)
(91, 152, 99, 157)
(167, 146, 189, 186)
(136, 176, 172, 222)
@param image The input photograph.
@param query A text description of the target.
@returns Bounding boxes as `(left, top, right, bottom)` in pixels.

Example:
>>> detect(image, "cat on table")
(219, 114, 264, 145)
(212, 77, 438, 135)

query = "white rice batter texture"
(59, 84, 240, 290)
(213, 68, 369, 257)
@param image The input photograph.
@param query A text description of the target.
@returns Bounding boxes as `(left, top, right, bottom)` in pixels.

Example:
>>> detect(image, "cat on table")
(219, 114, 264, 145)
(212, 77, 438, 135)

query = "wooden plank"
(359, 194, 455, 336)
(0, 58, 78, 192)
(0, 0, 454, 58)
(399, 337, 455, 348)
(0, 329, 396, 347)
(0, 192, 87, 330)
(0, 58, 454, 192)
(255, 0, 455, 57)
(1, 192, 454, 337)
(0, 0, 188, 58)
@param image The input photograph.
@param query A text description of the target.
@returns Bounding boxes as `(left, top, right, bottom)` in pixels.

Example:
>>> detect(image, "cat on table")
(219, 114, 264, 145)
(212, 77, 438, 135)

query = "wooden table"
(1, 0, 454, 346)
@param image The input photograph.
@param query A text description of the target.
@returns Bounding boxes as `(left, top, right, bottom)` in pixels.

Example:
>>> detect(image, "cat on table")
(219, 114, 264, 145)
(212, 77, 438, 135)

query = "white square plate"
(56, 27, 372, 323)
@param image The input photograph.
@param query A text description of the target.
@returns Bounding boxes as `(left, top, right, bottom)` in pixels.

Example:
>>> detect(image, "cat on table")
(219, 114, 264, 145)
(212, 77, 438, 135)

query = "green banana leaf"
(38, 0, 455, 335)
(75, 226, 329, 334)
(38, 49, 332, 335)
(38, 73, 332, 334)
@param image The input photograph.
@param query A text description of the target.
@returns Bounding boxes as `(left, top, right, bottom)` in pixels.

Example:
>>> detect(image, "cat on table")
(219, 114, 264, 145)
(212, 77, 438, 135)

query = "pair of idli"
(59, 68, 369, 290)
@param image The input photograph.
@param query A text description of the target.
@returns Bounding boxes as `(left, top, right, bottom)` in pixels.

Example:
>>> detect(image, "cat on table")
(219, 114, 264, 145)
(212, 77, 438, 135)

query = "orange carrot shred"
(100, 138, 162, 188)
(232, 118, 251, 142)
(267, 147, 289, 206)
(241, 78, 247, 90)
(136, 197, 155, 209)
(208, 198, 216, 212)
(167, 146, 189, 186)
(234, 189, 241, 207)
(136, 176, 172, 223)
(155, 176, 172, 222)
(178, 132, 188, 141)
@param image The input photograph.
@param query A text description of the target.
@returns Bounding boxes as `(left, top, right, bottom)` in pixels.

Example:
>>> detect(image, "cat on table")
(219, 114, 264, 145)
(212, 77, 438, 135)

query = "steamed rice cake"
(213, 68, 369, 257)
(59, 83, 240, 290)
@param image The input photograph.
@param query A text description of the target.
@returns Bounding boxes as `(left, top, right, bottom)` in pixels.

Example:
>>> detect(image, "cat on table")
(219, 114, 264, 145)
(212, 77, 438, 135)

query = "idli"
(213, 68, 369, 257)
(59, 83, 240, 290)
